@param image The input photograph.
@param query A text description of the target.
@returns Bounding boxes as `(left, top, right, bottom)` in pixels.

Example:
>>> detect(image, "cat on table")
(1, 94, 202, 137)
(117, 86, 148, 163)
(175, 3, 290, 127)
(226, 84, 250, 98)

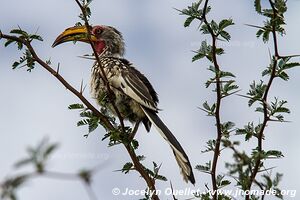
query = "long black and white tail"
(141, 107, 195, 184)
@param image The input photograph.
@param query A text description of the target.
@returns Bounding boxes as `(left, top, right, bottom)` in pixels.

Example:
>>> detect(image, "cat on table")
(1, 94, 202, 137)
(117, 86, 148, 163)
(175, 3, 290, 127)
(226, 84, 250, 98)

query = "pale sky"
(0, 0, 300, 199)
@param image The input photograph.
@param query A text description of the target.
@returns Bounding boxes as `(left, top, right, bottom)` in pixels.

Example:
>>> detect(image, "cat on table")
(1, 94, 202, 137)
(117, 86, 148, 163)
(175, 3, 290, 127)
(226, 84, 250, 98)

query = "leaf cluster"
(78, 0, 93, 21)
(121, 159, 167, 182)
(14, 138, 59, 173)
(4, 28, 43, 48)
(253, 0, 287, 42)
(3, 28, 43, 72)
(177, 0, 208, 27)
(262, 56, 300, 81)
(1, 139, 58, 200)
(68, 103, 115, 137)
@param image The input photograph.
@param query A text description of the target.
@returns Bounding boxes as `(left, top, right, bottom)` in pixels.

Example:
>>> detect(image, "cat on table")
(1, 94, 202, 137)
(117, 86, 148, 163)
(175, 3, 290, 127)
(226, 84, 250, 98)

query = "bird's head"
(52, 25, 125, 57)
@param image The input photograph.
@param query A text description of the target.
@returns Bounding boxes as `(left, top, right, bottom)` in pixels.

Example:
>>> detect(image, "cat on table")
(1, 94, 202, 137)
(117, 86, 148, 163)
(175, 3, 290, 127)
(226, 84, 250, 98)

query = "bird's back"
(90, 56, 158, 124)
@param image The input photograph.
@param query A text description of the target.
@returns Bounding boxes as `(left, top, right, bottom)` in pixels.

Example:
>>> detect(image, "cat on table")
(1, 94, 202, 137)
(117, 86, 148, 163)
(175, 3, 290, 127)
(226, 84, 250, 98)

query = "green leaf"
(184, 16, 195, 27)
(10, 29, 28, 36)
(131, 139, 139, 150)
(88, 118, 99, 133)
(219, 31, 231, 41)
(220, 180, 231, 187)
(4, 39, 15, 47)
(236, 122, 256, 141)
(215, 47, 225, 55)
(192, 40, 212, 62)
(218, 19, 234, 30)
(122, 162, 134, 174)
(210, 20, 218, 33)
(203, 101, 210, 111)
(17, 42, 23, 50)
(282, 62, 300, 70)
(14, 158, 34, 168)
(29, 34, 43, 42)
(256, 28, 265, 38)
(254, 0, 262, 14)
(273, 173, 283, 186)
(247, 80, 267, 106)
(12, 61, 20, 69)
(43, 143, 59, 158)
(220, 71, 235, 78)
(201, 140, 216, 153)
(192, 52, 206, 62)
(77, 119, 89, 126)
(200, 101, 216, 116)
(265, 150, 284, 158)
(195, 162, 211, 173)
(68, 103, 84, 110)
(262, 29, 271, 42)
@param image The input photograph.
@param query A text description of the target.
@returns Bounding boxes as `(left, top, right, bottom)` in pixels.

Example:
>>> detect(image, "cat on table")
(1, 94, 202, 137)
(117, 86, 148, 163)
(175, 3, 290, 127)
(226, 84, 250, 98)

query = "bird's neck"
(99, 47, 123, 58)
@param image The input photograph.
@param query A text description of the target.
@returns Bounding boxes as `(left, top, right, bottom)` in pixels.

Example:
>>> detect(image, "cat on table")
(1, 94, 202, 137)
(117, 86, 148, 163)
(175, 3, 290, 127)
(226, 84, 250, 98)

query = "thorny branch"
(0, 33, 114, 131)
(0, 169, 99, 200)
(1, 1, 160, 199)
(74, 0, 125, 131)
(74, 1, 159, 198)
(245, 1, 281, 199)
(201, 0, 223, 199)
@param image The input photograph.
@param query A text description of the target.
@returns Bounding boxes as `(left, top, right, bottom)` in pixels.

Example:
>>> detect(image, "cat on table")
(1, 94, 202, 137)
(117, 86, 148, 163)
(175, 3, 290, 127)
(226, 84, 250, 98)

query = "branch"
(74, 0, 125, 131)
(202, 1, 223, 199)
(74, 1, 159, 198)
(1, 2, 160, 198)
(1, 30, 159, 199)
(1, 170, 98, 200)
(245, 1, 280, 199)
(0, 33, 114, 131)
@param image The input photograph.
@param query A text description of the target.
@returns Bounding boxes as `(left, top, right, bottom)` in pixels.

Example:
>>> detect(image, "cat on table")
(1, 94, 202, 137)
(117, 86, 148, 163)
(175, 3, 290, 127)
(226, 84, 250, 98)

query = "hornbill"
(52, 25, 195, 184)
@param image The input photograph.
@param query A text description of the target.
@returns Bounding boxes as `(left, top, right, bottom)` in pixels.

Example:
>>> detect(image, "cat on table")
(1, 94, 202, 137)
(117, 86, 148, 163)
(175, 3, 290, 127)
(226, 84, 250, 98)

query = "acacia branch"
(1, 30, 159, 200)
(74, 1, 159, 198)
(0, 169, 98, 200)
(201, 1, 223, 199)
(74, 0, 125, 131)
(0, 33, 114, 131)
(245, 1, 280, 199)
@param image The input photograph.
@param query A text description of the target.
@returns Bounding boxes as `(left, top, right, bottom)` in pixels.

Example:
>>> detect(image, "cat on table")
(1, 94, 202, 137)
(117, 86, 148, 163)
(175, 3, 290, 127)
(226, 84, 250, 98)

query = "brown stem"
(75, 0, 159, 200)
(0, 34, 114, 131)
(1, 31, 159, 200)
(74, 0, 125, 131)
(73, 1, 158, 198)
(125, 145, 159, 200)
(245, 1, 280, 199)
(202, 1, 223, 199)
(1, 1, 159, 197)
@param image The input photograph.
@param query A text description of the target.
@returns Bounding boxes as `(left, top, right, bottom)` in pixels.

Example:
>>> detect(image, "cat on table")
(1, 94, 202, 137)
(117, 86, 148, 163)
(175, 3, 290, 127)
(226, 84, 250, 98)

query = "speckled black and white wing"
(102, 57, 159, 111)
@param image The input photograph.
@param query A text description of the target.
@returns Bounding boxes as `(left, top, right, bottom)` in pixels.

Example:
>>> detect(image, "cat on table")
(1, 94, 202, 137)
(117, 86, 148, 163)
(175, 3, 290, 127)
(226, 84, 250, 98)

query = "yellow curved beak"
(52, 26, 97, 47)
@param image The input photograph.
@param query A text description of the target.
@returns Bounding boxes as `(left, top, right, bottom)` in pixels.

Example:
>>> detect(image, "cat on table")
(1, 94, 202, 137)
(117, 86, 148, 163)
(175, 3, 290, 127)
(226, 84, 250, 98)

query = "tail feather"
(141, 107, 195, 184)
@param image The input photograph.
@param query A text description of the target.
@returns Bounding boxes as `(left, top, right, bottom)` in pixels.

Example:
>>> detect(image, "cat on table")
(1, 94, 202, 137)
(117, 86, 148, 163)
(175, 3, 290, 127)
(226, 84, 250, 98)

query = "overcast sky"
(1, 0, 300, 199)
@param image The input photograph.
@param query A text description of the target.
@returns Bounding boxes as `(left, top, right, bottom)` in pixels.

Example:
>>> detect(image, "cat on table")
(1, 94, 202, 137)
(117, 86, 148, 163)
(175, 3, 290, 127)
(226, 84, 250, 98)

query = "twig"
(245, 1, 280, 199)
(74, 0, 125, 131)
(128, 120, 141, 141)
(74, 1, 159, 199)
(0, 33, 114, 131)
(124, 144, 159, 200)
(201, 1, 223, 199)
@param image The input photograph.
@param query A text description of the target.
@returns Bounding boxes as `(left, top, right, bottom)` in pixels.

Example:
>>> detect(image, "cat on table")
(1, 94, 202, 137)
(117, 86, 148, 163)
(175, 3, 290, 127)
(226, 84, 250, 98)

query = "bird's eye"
(95, 28, 103, 35)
